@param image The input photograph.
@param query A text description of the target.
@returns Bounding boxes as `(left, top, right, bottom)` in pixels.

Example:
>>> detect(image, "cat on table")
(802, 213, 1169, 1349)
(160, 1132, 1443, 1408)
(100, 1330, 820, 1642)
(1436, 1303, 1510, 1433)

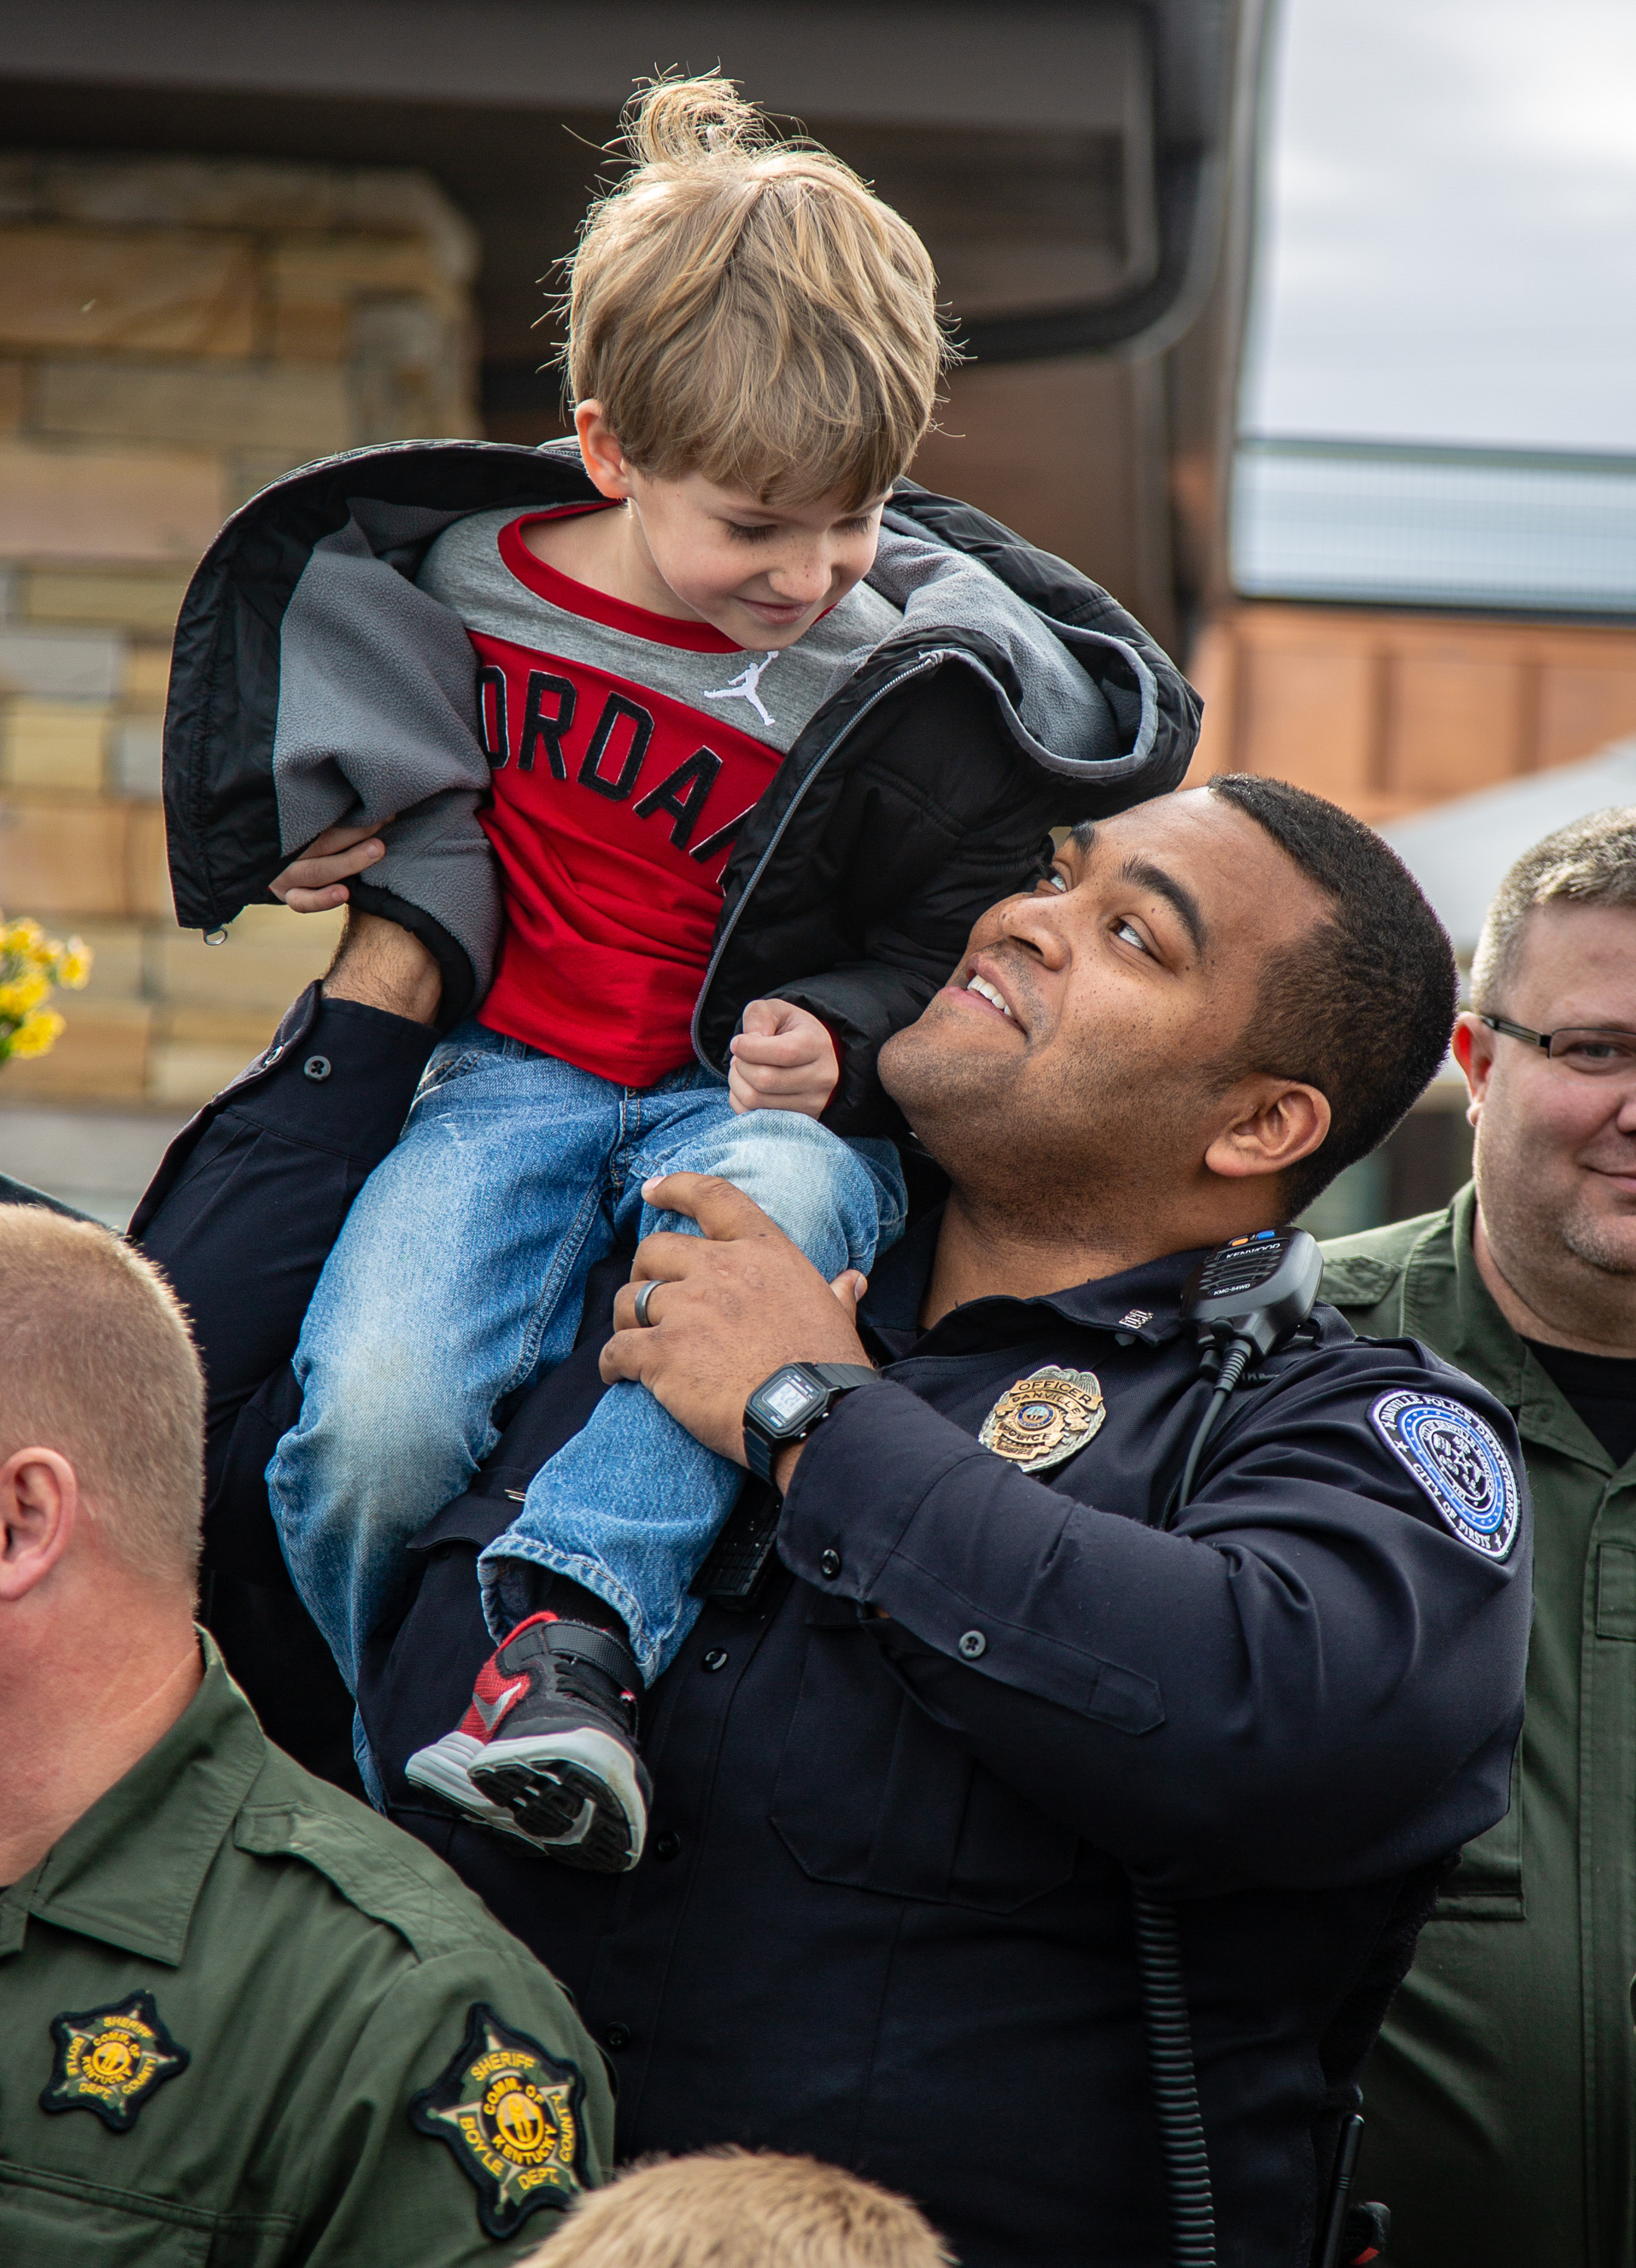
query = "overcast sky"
(1238, 0, 1636, 451)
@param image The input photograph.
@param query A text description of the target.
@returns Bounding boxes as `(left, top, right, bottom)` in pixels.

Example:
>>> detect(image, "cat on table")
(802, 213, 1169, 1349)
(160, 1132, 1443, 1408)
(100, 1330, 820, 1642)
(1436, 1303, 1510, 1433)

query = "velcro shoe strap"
(543, 1618, 641, 1696)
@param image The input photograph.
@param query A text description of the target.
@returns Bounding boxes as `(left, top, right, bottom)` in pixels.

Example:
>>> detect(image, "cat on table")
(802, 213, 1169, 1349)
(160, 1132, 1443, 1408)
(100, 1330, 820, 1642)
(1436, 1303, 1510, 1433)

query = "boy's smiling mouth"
(736, 593, 823, 631)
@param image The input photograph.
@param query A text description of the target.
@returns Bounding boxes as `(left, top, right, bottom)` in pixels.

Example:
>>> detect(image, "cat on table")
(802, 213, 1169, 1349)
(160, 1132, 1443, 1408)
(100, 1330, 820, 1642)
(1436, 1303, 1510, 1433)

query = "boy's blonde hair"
(527, 2149, 953, 2267)
(563, 76, 953, 510)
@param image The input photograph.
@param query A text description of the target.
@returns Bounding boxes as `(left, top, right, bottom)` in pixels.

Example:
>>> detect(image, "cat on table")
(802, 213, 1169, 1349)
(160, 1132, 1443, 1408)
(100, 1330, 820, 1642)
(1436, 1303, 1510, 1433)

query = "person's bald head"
(0, 1208, 203, 1593)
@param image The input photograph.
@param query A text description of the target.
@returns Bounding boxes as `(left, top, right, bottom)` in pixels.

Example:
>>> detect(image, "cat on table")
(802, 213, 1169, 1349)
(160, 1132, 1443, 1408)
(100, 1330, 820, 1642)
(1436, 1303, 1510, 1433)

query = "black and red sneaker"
(405, 1613, 651, 1871)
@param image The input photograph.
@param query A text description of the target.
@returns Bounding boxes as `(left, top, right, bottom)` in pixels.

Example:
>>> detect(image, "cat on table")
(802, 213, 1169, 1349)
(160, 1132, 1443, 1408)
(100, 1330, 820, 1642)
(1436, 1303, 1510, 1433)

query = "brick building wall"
(0, 153, 478, 1123)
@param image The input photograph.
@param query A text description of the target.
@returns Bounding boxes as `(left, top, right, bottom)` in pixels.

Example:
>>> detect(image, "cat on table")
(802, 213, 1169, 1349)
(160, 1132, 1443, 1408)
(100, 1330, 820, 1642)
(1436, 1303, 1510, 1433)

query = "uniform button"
(653, 1830, 681, 1861)
(302, 1054, 332, 1082)
(820, 1548, 842, 1579)
(958, 1629, 987, 1660)
(603, 2023, 631, 2051)
(700, 1648, 729, 1672)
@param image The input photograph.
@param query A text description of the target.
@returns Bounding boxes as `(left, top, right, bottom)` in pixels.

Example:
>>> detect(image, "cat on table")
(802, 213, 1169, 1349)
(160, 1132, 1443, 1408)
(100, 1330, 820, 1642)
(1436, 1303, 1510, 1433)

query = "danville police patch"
(40, 1990, 189, 2131)
(980, 1367, 1105, 1473)
(411, 2004, 585, 2239)
(1371, 1390, 1520, 1560)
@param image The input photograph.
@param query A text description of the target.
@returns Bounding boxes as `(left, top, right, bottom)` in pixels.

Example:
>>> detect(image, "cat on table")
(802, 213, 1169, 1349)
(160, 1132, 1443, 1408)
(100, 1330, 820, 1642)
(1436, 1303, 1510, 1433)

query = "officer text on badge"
(981, 1367, 1105, 1473)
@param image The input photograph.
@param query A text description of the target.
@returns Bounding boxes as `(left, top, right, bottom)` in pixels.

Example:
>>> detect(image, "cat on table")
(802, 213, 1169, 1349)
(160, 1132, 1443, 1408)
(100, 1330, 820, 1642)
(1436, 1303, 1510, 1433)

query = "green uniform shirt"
(1322, 1185, 1636, 2268)
(0, 1640, 613, 2266)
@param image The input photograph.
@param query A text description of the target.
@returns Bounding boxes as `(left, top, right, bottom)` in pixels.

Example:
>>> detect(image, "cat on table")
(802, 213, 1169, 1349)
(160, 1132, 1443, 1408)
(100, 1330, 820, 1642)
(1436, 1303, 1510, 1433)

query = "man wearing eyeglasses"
(1320, 805, 1636, 2268)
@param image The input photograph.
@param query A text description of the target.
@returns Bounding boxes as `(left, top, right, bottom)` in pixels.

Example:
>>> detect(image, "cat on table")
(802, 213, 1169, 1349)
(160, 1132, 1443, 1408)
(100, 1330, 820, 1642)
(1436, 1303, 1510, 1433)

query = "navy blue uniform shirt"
(361, 1207, 1531, 2268)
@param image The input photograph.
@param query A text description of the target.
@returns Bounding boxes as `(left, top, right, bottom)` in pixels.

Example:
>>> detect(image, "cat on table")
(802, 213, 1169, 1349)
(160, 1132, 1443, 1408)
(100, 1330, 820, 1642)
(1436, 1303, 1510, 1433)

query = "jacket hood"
(866, 519, 1154, 782)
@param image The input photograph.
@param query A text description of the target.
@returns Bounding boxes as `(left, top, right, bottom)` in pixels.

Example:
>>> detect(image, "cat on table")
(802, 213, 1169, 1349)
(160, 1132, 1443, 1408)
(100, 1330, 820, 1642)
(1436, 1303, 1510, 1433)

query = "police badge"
(980, 1366, 1105, 1473)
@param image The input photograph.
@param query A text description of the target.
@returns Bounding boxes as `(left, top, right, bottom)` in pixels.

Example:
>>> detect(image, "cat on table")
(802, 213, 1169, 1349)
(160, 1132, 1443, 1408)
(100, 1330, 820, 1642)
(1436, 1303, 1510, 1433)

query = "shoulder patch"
(411, 2003, 586, 2239)
(1371, 1390, 1520, 1560)
(40, 1990, 189, 2131)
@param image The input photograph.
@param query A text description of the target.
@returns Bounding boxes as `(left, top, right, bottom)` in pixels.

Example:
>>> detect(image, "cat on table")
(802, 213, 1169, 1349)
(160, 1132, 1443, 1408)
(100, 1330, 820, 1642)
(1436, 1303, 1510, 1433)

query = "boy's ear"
(574, 402, 635, 501)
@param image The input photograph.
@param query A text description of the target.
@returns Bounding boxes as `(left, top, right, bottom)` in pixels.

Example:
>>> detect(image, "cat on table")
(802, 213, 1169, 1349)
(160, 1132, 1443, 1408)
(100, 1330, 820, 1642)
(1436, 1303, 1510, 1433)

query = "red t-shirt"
(415, 507, 900, 1086)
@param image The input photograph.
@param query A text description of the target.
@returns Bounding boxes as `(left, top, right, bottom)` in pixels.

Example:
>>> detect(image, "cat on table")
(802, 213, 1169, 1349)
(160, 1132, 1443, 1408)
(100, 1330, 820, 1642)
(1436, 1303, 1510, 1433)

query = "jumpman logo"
(702, 651, 779, 730)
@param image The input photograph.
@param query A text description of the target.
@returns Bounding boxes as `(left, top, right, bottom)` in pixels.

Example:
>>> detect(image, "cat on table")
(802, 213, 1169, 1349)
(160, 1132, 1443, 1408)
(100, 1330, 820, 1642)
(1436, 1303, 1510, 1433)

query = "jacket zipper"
(689, 649, 965, 1067)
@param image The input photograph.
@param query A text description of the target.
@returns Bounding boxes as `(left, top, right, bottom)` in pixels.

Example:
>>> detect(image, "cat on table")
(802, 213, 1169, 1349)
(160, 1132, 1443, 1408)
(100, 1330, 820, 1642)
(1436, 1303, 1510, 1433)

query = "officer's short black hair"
(1206, 773, 1457, 1217)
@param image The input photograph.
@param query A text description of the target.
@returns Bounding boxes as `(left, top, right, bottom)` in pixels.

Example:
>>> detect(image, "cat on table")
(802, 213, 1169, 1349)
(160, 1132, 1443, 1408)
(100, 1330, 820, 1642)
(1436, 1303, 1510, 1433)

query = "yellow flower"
(0, 916, 43, 956)
(0, 971, 51, 1021)
(5, 1007, 65, 1059)
(55, 939, 92, 989)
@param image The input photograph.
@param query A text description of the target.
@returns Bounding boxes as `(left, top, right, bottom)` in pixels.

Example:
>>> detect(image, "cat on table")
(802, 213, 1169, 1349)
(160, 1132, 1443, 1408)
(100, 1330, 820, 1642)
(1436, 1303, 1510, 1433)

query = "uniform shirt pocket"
(770, 1606, 1078, 1912)
(1436, 1743, 1524, 1918)
(0, 2160, 228, 2267)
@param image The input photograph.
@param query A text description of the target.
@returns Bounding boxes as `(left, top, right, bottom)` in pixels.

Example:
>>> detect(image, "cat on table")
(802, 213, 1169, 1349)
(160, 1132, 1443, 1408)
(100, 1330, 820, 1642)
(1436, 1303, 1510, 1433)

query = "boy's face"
(631, 469, 886, 649)
(578, 403, 887, 649)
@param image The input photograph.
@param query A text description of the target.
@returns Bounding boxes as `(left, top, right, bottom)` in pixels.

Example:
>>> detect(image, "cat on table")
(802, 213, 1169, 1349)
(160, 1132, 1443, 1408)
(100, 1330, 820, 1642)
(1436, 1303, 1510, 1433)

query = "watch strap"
(802, 1363, 882, 1396)
(742, 1362, 880, 1483)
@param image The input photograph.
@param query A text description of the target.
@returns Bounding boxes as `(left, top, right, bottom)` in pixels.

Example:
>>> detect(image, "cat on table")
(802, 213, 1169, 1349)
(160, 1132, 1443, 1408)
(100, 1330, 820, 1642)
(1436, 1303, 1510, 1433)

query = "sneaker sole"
(404, 1733, 545, 1850)
(470, 1724, 649, 1874)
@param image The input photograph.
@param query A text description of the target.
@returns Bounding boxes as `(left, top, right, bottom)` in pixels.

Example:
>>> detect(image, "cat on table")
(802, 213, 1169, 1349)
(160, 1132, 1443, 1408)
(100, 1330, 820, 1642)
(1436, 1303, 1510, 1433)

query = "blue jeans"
(266, 1021, 905, 1696)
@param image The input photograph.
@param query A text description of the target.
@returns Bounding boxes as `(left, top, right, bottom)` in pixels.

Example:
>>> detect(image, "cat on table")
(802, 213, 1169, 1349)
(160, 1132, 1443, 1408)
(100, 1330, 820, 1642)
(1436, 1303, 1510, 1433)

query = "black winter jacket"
(163, 442, 1200, 1131)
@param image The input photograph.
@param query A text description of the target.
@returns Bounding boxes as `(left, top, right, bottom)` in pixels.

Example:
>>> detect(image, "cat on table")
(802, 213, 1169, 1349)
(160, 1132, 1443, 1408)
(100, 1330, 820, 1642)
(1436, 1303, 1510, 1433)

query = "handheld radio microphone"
(1184, 1227, 1326, 1365)
(1165, 1228, 1325, 1527)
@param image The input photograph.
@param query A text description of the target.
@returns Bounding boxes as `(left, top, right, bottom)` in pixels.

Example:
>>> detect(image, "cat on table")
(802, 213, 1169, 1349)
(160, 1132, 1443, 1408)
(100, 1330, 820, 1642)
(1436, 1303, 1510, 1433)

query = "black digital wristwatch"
(742, 1362, 879, 1485)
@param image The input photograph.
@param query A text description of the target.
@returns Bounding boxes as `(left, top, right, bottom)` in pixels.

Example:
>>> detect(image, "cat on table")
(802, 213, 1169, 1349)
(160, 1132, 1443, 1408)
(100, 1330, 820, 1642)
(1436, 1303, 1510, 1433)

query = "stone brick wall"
(0, 153, 479, 1110)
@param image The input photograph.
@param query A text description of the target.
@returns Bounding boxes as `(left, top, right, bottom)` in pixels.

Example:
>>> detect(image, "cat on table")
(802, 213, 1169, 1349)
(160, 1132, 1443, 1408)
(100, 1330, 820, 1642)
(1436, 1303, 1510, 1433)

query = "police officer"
(345, 779, 1528, 2268)
(0, 1206, 612, 2264)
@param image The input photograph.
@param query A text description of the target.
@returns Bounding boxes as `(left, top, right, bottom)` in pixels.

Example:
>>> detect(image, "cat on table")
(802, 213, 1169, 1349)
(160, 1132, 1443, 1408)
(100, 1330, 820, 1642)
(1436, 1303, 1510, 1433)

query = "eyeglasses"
(1480, 1013, 1636, 1076)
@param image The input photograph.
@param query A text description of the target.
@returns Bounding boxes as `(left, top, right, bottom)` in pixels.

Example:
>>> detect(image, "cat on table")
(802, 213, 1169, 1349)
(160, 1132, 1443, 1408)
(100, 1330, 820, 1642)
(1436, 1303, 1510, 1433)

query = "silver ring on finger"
(634, 1278, 662, 1329)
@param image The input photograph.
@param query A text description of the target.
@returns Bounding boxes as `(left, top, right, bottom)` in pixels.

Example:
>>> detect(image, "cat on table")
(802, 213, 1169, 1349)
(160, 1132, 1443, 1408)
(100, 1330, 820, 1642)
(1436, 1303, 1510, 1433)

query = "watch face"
(755, 1370, 824, 1432)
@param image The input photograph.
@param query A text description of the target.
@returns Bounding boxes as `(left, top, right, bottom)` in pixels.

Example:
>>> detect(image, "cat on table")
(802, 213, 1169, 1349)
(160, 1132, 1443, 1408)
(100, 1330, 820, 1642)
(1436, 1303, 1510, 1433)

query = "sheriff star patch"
(40, 1990, 190, 2132)
(980, 1366, 1105, 1473)
(411, 2004, 586, 2239)
(1371, 1390, 1521, 1560)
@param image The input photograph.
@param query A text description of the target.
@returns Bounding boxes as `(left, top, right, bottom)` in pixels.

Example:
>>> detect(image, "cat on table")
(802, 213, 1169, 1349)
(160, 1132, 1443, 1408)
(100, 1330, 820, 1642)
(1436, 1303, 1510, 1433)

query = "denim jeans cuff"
(477, 1538, 662, 1682)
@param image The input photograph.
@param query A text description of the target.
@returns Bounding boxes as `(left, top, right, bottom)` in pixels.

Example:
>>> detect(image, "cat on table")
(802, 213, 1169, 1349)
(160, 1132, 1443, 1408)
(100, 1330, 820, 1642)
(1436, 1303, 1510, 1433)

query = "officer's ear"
(0, 1447, 79, 1603)
(1204, 1077, 1330, 1184)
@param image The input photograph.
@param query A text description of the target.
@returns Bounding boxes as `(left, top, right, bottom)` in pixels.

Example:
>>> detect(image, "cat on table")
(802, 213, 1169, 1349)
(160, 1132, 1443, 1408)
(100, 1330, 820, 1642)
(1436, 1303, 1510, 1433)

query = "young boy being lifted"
(253, 76, 1197, 1869)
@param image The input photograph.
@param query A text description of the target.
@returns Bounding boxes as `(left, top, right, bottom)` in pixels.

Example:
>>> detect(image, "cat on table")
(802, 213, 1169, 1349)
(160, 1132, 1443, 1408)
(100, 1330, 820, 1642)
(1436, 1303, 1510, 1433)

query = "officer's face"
(1461, 900, 1636, 1286)
(880, 790, 1330, 1215)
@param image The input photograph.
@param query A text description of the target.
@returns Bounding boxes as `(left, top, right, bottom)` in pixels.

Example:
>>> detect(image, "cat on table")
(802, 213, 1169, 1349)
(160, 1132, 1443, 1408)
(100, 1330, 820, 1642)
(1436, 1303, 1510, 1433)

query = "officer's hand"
(271, 819, 394, 913)
(601, 1173, 871, 1464)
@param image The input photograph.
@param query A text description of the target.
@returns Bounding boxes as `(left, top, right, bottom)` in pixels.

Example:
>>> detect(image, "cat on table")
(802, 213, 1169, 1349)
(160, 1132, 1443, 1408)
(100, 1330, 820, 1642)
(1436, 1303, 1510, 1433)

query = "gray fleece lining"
(272, 511, 500, 988)
(866, 521, 1146, 775)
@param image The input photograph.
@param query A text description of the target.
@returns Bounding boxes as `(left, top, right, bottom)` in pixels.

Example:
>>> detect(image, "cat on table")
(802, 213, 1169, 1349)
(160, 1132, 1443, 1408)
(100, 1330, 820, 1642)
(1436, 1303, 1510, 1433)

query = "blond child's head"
(562, 75, 951, 513)
(526, 2149, 953, 2267)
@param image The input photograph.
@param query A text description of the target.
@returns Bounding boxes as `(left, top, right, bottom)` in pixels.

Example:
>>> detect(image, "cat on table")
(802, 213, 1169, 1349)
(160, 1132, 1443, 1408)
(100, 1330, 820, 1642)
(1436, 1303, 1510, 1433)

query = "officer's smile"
(964, 972, 1013, 1019)
(945, 953, 1027, 1033)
